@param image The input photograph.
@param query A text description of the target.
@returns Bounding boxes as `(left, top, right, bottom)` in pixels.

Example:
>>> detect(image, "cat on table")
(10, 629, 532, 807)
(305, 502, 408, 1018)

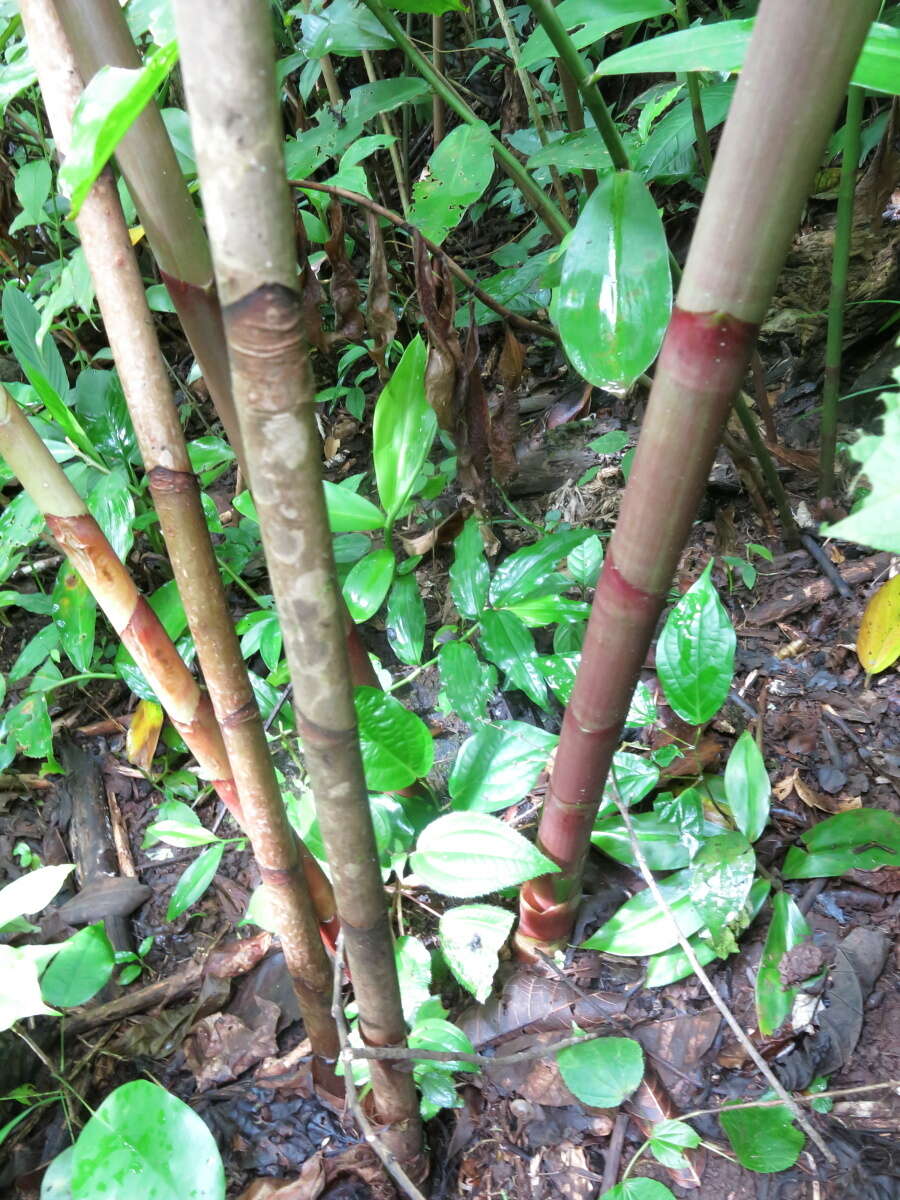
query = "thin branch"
(346, 1026, 620, 1069)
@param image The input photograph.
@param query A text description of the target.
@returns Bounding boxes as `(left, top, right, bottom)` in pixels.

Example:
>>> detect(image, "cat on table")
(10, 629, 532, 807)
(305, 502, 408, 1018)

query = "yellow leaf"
(126, 699, 164, 771)
(128, 224, 145, 246)
(856, 574, 900, 675)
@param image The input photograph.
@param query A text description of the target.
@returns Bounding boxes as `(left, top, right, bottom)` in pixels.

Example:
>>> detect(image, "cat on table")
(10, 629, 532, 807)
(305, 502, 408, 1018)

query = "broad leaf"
(408, 122, 494, 245)
(0, 944, 63, 1029)
(489, 530, 591, 607)
(60, 42, 180, 218)
(70, 1080, 225, 1199)
(656, 562, 735, 723)
(166, 843, 225, 921)
(439, 903, 514, 1002)
(502, 595, 590, 627)
(604, 1183, 676, 1200)
(825, 379, 900, 554)
(854, 23, 900, 96)
(557, 171, 671, 389)
(599, 19, 753, 76)
(636, 81, 734, 181)
(568, 533, 604, 588)
(89, 468, 136, 560)
(536, 652, 579, 705)
(597, 751, 660, 819)
(719, 1099, 804, 1173)
(583, 869, 704, 956)
(478, 610, 548, 709)
(355, 686, 434, 791)
(386, 573, 426, 665)
(373, 336, 436, 526)
(438, 640, 496, 727)
(556, 1035, 644, 1107)
(322, 479, 384, 532)
(689, 831, 755, 956)
(144, 801, 221, 849)
(756, 892, 812, 1038)
(724, 730, 770, 843)
(342, 548, 395, 621)
(40, 923, 115, 1007)
(51, 564, 96, 673)
(592, 789, 707, 871)
(521, 0, 673, 68)
(449, 516, 490, 619)
(0, 864, 74, 932)
(781, 808, 900, 879)
(855, 572, 900, 675)
(299, 0, 394, 57)
(410, 812, 558, 898)
(449, 720, 557, 812)
(395, 935, 432, 1024)
(3, 693, 53, 760)
(390, 0, 464, 10)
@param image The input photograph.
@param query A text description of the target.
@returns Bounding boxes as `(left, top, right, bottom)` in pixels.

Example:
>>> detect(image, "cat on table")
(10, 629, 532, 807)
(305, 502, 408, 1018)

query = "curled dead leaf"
(856, 573, 900, 676)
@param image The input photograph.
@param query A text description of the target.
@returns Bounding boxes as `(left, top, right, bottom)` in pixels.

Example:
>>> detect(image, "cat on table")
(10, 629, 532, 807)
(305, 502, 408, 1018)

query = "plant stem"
(732, 391, 800, 543)
(820, 85, 863, 501)
(175, 0, 425, 1169)
(517, 0, 881, 954)
(557, 60, 597, 193)
(360, 0, 570, 242)
(432, 14, 445, 147)
(674, 0, 714, 176)
(523, 0, 630, 171)
(360, 48, 410, 217)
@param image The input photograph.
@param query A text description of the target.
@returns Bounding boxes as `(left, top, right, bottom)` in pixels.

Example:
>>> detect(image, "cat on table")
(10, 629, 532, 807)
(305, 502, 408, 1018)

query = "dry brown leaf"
(793, 772, 860, 814)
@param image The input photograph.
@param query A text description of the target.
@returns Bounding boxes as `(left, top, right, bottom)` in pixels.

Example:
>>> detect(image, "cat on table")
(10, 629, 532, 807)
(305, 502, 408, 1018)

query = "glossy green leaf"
(854, 24, 900, 98)
(527, 129, 613, 172)
(439, 903, 514, 1002)
(408, 1017, 477, 1117)
(502, 595, 591, 627)
(322, 479, 384, 532)
(60, 42, 180, 218)
(489, 529, 591, 607)
(521, 0, 673, 68)
(599, 19, 753, 76)
(38, 1144, 73, 1198)
(449, 720, 557, 812)
(756, 892, 812, 1038)
(724, 730, 770, 844)
(719, 1098, 804, 1173)
(410, 812, 558, 898)
(645, 878, 770, 988)
(592, 789, 707, 871)
(395, 934, 432, 1024)
(626, 680, 657, 727)
(355, 686, 434, 791)
(781, 808, 900, 879)
(656, 562, 735, 724)
(408, 121, 494, 245)
(636, 82, 735, 181)
(568, 533, 604, 588)
(449, 517, 490, 620)
(536, 652, 579, 705)
(144, 801, 221, 849)
(604, 1183, 676, 1200)
(166, 843, 224, 922)
(40, 923, 114, 1007)
(438, 640, 496, 727)
(478, 610, 548, 709)
(597, 751, 660, 820)
(300, 0, 394, 57)
(825, 378, 900, 554)
(0, 944, 63, 1029)
(648, 1118, 701, 1170)
(72, 370, 138, 470)
(556, 1035, 644, 1107)
(386, 573, 425, 665)
(70, 1080, 225, 1199)
(583, 869, 704, 956)
(10, 159, 51, 233)
(88, 468, 136, 560)
(0, 864, 74, 932)
(556, 171, 671, 390)
(3, 693, 53, 760)
(689, 831, 755, 956)
(51, 564, 96, 673)
(236, 608, 282, 673)
(373, 336, 436, 526)
(389, 0, 464, 11)
(342, 548, 395, 622)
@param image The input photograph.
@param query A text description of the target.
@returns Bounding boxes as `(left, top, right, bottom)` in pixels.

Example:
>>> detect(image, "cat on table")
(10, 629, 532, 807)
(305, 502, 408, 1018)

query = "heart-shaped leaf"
(556, 1035, 644, 1107)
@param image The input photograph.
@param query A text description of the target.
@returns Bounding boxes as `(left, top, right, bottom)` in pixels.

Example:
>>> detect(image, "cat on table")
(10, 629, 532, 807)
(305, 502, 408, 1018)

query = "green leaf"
(592, 789, 707, 871)
(502, 595, 591, 627)
(526, 129, 612, 172)
(556, 1035, 644, 1107)
(719, 1098, 804, 1173)
(521, 0, 673, 68)
(9, 622, 59, 681)
(389, 0, 463, 11)
(597, 750, 660, 819)
(781, 808, 900, 879)
(438, 903, 514, 1002)
(853, 23, 900, 96)
(449, 516, 490, 620)
(322, 479, 384, 532)
(60, 42, 180, 218)
(626, 680, 657, 727)
(599, 19, 753, 76)
(438, 641, 496, 727)
(342, 548, 395, 621)
(536, 652, 579, 705)
(689, 831, 755, 956)
(656, 562, 735, 724)
(144, 801, 221, 848)
(410, 811, 558, 898)
(236, 608, 282, 673)
(408, 122, 495, 245)
(40, 923, 115, 1008)
(355, 686, 434, 791)
(0, 864, 74, 931)
(0, 944, 62, 1029)
(568, 533, 604, 588)
(51, 564, 96, 673)
(478, 610, 548, 709)
(648, 1118, 701, 1170)
(824, 376, 900, 553)
(88, 468, 136, 560)
(72, 369, 138, 470)
(603, 1183, 676, 1200)
(490, 529, 591, 607)
(556, 171, 671, 390)
(756, 892, 812, 1038)
(299, 0, 394, 57)
(724, 730, 770, 843)
(646, 878, 770, 988)
(386, 572, 425, 665)
(3, 693, 53, 760)
(70, 1080, 225, 1200)
(450, 720, 557, 813)
(373, 336, 437, 526)
(395, 934, 432, 1024)
(166, 843, 225, 921)
(583, 869, 704, 956)
(37, 1145, 74, 1197)
(408, 1017, 478, 1074)
(10, 158, 51, 233)
(636, 82, 735, 181)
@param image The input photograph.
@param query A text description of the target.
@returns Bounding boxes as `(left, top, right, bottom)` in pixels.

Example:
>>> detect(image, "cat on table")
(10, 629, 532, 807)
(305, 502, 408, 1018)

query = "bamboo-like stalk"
(21, 0, 340, 1056)
(173, 0, 425, 1171)
(361, 0, 570, 242)
(53, 0, 245, 468)
(819, 86, 864, 501)
(517, 0, 880, 954)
